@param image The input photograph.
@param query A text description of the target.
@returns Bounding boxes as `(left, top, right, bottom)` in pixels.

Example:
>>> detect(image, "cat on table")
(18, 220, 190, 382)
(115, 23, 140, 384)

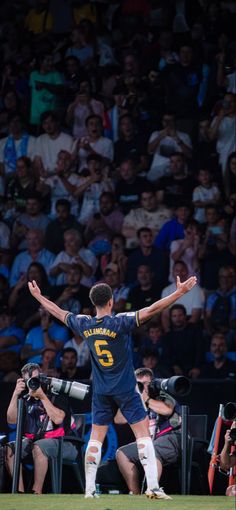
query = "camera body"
(138, 376, 191, 399)
(26, 374, 89, 401)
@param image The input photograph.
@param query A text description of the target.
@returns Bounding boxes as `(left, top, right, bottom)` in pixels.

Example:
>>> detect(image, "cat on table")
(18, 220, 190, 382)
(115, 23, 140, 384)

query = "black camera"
(223, 402, 236, 421)
(229, 428, 236, 443)
(138, 376, 191, 399)
(148, 376, 191, 398)
(26, 374, 89, 401)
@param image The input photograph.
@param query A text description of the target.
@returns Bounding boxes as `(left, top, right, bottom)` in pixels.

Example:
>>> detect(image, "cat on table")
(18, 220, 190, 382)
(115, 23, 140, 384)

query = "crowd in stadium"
(0, 0, 236, 385)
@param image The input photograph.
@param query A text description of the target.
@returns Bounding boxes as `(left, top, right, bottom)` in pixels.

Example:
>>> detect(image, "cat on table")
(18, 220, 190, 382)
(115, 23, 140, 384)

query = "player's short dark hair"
(89, 283, 113, 308)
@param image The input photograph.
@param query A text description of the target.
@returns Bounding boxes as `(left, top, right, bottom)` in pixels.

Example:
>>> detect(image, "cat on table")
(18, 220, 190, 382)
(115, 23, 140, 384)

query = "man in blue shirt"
(28, 274, 197, 499)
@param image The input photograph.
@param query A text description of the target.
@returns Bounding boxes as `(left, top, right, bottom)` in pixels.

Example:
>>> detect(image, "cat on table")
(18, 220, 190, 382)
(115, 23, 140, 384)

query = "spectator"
(199, 213, 236, 291)
(126, 227, 169, 289)
(40, 347, 58, 377)
(0, 305, 25, 356)
(200, 332, 236, 379)
(8, 261, 51, 332)
(169, 219, 201, 282)
(59, 347, 90, 381)
(6, 156, 50, 215)
(65, 26, 95, 67)
(9, 228, 55, 288)
(24, 0, 53, 35)
(49, 228, 97, 288)
(141, 349, 171, 378)
(139, 321, 164, 360)
(44, 150, 81, 217)
(100, 234, 128, 283)
(66, 79, 104, 139)
(154, 203, 191, 252)
(33, 111, 75, 176)
(147, 112, 192, 182)
(0, 114, 35, 177)
(64, 333, 91, 374)
(156, 152, 196, 207)
(161, 44, 203, 138)
(204, 265, 236, 336)
(161, 260, 204, 333)
(10, 193, 50, 251)
(115, 158, 149, 214)
(21, 309, 69, 365)
(77, 114, 113, 172)
(61, 154, 114, 226)
(103, 262, 129, 314)
(225, 151, 236, 198)
(105, 84, 129, 142)
(122, 188, 171, 249)
(29, 54, 64, 128)
(52, 263, 92, 316)
(193, 168, 221, 223)
(84, 191, 124, 247)
(45, 199, 82, 255)
(114, 114, 149, 171)
(126, 264, 162, 311)
(209, 93, 236, 185)
(161, 304, 205, 379)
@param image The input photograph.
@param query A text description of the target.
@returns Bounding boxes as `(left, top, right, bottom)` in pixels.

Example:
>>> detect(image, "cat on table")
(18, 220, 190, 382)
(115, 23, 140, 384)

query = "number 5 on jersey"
(94, 339, 114, 367)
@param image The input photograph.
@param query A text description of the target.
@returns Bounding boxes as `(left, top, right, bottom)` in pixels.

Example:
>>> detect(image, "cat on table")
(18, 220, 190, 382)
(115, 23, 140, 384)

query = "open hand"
(28, 279, 42, 298)
(176, 275, 197, 294)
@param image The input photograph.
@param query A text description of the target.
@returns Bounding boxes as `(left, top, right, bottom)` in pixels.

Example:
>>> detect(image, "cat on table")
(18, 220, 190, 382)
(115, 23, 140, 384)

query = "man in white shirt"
(161, 260, 204, 332)
(33, 111, 75, 176)
(122, 189, 172, 249)
(209, 93, 236, 179)
(147, 112, 192, 182)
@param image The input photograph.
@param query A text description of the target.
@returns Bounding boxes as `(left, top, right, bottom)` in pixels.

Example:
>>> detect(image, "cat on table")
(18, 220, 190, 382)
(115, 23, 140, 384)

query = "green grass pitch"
(0, 494, 234, 510)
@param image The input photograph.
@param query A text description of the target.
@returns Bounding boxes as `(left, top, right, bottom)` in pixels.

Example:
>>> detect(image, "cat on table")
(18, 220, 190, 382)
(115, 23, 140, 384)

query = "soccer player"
(28, 275, 197, 499)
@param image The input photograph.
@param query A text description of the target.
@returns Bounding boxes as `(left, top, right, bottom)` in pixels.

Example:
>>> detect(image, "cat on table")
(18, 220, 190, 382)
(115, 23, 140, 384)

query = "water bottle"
(95, 483, 102, 495)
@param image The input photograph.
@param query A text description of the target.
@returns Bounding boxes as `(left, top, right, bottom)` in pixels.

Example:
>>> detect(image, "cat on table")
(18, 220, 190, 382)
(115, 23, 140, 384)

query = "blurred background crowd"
(0, 0, 235, 385)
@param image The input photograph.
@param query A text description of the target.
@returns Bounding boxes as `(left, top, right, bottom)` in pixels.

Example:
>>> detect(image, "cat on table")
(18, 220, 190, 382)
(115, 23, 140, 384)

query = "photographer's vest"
(23, 396, 76, 440)
(148, 393, 182, 439)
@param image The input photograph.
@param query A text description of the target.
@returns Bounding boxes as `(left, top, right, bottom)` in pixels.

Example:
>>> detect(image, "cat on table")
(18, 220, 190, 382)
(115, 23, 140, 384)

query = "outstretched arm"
(138, 276, 197, 324)
(28, 280, 69, 324)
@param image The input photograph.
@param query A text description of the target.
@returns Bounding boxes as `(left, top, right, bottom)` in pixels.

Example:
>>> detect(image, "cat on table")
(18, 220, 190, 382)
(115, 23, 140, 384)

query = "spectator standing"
(147, 112, 192, 181)
(45, 199, 82, 255)
(0, 114, 35, 177)
(193, 168, 221, 223)
(66, 79, 104, 139)
(156, 152, 195, 207)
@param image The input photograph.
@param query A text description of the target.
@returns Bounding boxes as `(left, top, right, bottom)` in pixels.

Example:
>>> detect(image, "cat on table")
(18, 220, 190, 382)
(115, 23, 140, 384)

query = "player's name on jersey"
(83, 328, 117, 339)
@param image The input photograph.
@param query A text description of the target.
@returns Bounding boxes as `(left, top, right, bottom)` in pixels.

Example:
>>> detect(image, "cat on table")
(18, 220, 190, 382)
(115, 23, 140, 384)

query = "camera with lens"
(26, 374, 89, 401)
(223, 402, 236, 443)
(138, 376, 191, 399)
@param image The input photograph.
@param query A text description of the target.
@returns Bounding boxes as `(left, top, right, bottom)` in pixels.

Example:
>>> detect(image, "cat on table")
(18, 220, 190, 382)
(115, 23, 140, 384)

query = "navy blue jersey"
(65, 312, 140, 395)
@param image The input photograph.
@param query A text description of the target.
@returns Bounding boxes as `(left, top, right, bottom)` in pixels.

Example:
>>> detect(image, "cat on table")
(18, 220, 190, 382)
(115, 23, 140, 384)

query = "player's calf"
(84, 440, 102, 497)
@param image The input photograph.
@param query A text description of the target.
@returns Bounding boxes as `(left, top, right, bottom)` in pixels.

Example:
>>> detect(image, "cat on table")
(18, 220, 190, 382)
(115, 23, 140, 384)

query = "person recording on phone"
(116, 368, 182, 497)
(6, 362, 77, 494)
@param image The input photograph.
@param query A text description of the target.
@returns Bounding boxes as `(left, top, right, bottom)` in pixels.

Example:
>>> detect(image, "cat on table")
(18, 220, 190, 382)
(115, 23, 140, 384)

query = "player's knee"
(85, 440, 102, 466)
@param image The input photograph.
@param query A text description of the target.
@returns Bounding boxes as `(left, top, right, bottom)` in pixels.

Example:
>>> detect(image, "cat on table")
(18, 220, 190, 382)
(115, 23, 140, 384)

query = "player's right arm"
(28, 280, 69, 325)
(138, 276, 197, 324)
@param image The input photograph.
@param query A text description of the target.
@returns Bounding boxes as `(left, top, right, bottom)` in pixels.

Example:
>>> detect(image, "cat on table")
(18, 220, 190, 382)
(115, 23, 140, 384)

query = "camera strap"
(34, 395, 56, 441)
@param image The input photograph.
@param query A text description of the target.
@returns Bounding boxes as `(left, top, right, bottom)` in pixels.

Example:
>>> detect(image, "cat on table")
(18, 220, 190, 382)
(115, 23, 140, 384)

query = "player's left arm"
(28, 280, 69, 325)
(138, 276, 197, 324)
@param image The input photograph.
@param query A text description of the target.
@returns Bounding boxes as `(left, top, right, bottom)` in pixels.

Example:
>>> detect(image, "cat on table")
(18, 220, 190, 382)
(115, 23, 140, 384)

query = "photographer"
(219, 420, 236, 497)
(116, 368, 181, 497)
(6, 363, 77, 494)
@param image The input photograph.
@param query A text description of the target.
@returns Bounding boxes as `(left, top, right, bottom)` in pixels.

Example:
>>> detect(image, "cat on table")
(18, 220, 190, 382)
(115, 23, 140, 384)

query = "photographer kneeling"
(6, 363, 77, 494)
(116, 368, 182, 497)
